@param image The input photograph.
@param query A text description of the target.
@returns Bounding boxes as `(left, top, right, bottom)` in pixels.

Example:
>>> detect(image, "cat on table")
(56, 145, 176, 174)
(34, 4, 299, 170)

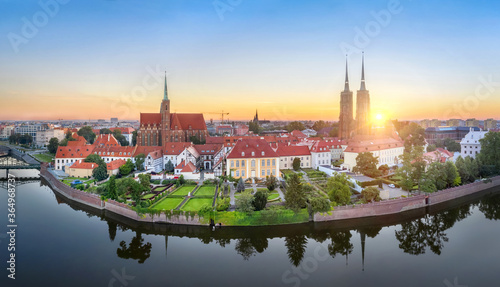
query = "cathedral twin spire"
(343, 52, 367, 92)
(164, 71, 168, 100)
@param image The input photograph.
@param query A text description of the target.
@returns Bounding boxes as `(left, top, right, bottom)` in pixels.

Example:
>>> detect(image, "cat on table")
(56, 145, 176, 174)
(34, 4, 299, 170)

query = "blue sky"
(1, 0, 499, 121)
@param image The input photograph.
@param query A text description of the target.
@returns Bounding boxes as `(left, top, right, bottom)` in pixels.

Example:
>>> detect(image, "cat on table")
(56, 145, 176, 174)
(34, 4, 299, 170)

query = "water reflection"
(38, 179, 500, 267)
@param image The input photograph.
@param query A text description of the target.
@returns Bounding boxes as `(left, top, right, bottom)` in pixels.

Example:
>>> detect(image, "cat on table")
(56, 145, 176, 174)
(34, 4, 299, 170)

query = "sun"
(375, 113, 383, 120)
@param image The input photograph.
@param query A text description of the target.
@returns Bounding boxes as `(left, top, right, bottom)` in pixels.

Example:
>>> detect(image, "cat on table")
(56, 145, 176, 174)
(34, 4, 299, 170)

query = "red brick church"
(137, 73, 208, 147)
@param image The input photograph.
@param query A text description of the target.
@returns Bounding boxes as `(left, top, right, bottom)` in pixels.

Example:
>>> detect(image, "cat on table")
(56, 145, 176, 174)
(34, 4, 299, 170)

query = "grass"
(170, 185, 196, 196)
(268, 193, 280, 200)
(61, 177, 94, 186)
(194, 185, 215, 196)
(152, 197, 184, 210)
(244, 188, 254, 193)
(209, 209, 309, 226)
(33, 153, 54, 162)
(181, 198, 213, 211)
(142, 194, 155, 200)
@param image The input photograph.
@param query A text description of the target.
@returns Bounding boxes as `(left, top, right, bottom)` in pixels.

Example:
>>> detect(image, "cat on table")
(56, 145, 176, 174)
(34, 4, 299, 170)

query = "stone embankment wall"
(40, 164, 202, 225)
(314, 176, 500, 222)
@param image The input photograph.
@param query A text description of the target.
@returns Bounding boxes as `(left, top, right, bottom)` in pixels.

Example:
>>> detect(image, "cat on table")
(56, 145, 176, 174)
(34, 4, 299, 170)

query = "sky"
(1, 0, 499, 122)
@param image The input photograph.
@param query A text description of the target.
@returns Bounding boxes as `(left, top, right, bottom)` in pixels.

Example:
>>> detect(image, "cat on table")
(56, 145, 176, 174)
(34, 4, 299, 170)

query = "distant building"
(36, 129, 65, 147)
(422, 148, 454, 164)
(301, 129, 317, 137)
(67, 160, 97, 178)
(484, 118, 497, 130)
(216, 125, 233, 135)
(15, 124, 49, 144)
(97, 119, 106, 124)
(425, 126, 480, 144)
(234, 124, 249, 136)
(460, 129, 488, 159)
(446, 119, 460, 127)
(110, 118, 118, 123)
(420, 119, 441, 128)
(342, 135, 404, 172)
(465, 118, 479, 127)
(0, 125, 15, 140)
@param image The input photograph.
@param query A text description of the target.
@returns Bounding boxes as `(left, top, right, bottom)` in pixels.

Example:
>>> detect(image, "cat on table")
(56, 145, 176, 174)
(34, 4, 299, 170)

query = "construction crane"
(204, 111, 230, 124)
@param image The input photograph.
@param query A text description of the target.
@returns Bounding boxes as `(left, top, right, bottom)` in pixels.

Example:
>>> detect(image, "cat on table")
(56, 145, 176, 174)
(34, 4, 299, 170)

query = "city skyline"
(1, 0, 499, 121)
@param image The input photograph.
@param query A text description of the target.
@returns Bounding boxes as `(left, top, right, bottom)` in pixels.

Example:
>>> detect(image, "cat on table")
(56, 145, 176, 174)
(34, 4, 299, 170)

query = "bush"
(216, 198, 231, 211)
(199, 204, 213, 214)
(361, 186, 381, 203)
(253, 190, 268, 211)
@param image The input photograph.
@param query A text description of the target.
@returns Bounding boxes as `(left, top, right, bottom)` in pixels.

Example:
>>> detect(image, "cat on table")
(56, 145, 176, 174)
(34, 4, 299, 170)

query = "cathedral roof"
(140, 113, 161, 125)
(170, 113, 207, 130)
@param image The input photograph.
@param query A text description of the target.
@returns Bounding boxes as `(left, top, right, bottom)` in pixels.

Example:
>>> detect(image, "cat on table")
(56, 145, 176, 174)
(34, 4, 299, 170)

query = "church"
(137, 73, 208, 147)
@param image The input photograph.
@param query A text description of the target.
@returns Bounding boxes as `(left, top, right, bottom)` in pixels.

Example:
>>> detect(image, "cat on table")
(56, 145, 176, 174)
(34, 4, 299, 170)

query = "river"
(1, 177, 499, 287)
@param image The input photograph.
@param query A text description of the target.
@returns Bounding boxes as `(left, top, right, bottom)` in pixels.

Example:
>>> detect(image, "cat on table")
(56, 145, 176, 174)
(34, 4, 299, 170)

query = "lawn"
(153, 197, 184, 210)
(268, 193, 280, 200)
(62, 177, 94, 186)
(209, 209, 309, 226)
(142, 194, 155, 200)
(181, 198, 213, 211)
(170, 185, 196, 196)
(195, 185, 215, 196)
(33, 153, 55, 163)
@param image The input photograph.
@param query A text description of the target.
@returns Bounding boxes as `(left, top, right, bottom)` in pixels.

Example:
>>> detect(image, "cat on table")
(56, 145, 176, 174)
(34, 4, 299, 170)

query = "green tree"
(292, 157, 301, 171)
(326, 173, 352, 205)
(59, 132, 76, 146)
(134, 153, 145, 171)
(285, 173, 306, 213)
(455, 156, 469, 184)
(312, 120, 329, 132)
(236, 177, 245, 192)
(119, 159, 134, 176)
(426, 144, 437, 152)
(400, 122, 426, 153)
(307, 196, 331, 217)
(92, 165, 108, 181)
(478, 131, 500, 173)
(113, 129, 129, 146)
(248, 121, 261, 134)
(165, 160, 174, 173)
(47, 137, 59, 154)
(420, 177, 437, 193)
(132, 130, 138, 146)
(179, 174, 185, 185)
(138, 174, 151, 189)
(253, 189, 268, 211)
(77, 126, 96, 144)
(108, 175, 117, 200)
(265, 175, 277, 191)
(361, 186, 381, 203)
(444, 161, 461, 188)
(328, 127, 339, 137)
(100, 128, 112, 134)
(236, 191, 255, 213)
(425, 162, 447, 190)
(353, 152, 381, 178)
(465, 156, 479, 181)
(286, 121, 305, 133)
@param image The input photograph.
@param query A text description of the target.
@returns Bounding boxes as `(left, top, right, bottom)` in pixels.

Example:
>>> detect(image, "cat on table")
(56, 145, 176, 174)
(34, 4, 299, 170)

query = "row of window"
(230, 159, 276, 168)
(234, 169, 276, 177)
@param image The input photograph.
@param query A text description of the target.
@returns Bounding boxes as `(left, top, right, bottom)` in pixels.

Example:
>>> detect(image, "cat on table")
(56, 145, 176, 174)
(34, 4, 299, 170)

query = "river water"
(1, 178, 499, 287)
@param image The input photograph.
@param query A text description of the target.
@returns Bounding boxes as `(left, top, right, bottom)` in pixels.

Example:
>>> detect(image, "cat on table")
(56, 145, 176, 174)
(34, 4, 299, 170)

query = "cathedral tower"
(339, 57, 354, 140)
(160, 72, 170, 145)
(356, 52, 371, 135)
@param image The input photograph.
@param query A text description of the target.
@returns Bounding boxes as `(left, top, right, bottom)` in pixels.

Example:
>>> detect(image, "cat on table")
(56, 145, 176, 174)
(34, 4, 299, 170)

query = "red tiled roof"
(175, 160, 197, 173)
(311, 141, 334, 153)
(163, 142, 192, 155)
(291, 130, 307, 138)
(170, 113, 207, 130)
(276, 145, 311, 157)
(70, 161, 97, 170)
(140, 113, 161, 125)
(193, 144, 223, 155)
(56, 146, 94, 159)
(227, 139, 278, 159)
(345, 135, 404, 153)
(134, 146, 162, 158)
(93, 146, 136, 157)
(67, 140, 87, 146)
(206, 137, 225, 144)
(107, 159, 127, 170)
(435, 148, 454, 158)
(93, 134, 120, 147)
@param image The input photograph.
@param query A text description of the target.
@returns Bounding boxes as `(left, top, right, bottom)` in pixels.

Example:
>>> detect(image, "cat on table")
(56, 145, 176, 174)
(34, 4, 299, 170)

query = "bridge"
(0, 180, 39, 190)
(0, 146, 41, 176)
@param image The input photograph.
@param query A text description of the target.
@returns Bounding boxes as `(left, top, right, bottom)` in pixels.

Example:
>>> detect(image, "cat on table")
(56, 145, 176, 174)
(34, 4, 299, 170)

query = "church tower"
(160, 72, 171, 146)
(356, 52, 371, 135)
(339, 56, 354, 140)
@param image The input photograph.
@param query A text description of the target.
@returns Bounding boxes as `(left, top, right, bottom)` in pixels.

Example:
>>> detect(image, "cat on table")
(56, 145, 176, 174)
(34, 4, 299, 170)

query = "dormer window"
(251, 152, 255, 156)
(242, 152, 245, 156)
(261, 151, 265, 156)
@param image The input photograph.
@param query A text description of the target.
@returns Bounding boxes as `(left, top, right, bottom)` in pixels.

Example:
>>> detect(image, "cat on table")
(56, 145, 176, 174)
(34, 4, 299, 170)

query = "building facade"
(460, 129, 488, 159)
(226, 139, 279, 179)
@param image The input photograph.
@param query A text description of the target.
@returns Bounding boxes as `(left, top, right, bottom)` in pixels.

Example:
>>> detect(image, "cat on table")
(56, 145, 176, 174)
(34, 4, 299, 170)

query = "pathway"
(229, 183, 236, 206)
(299, 170, 328, 197)
(275, 186, 285, 202)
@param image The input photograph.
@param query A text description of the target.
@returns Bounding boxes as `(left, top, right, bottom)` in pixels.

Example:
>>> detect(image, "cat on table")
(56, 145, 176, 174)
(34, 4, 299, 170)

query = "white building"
(460, 129, 488, 159)
(276, 145, 312, 170)
(163, 142, 193, 169)
(36, 129, 65, 147)
(0, 126, 15, 140)
(310, 141, 332, 169)
(342, 136, 404, 172)
(301, 129, 317, 137)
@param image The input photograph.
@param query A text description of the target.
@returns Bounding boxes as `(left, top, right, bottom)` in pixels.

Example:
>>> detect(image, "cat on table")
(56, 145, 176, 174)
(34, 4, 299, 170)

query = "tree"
(326, 173, 351, 205)
(425, 162, 447, 191)
(179, 174, 185, 185)
(235, 191, 254, 213)
(132, 130, 138, 146)
(248, 121, 261, 134)
(444, 161, 461, 188)
(236, 177, 245, 192)
(400, 122, 426, 153)
(286, 121, 305, 133)
(77, 126, 96, 144)
(455, 156, 469, 184)
(138, 174, 151, 189)
(361, 186, 381, 203)
(119, 159, 134, 176)
(465, 156, 479, 181)
(59, 131, 76, 146)
(100, 128, 112, 134)
(134, 154, 145, 171)
(113, 129, 129, 146)
(312, 120, 329, 132)
(108, 175, 117, 200)
(426, 144, 437, 152)
(253, 189, 268, 211)
(165, 160, 174, 173)
(265, 175, 277, 191)
(328, 127, 339, 137)
(47, 137, 59, 154)
(378, 164, 390, 176)
(353, 152, 381, 178)
(478, 131, 500, 173)
(292, 157, 301, 171)
(93, 165, 108, 181)
(285, 173, 306, 213)
(307, 196, 331, 217)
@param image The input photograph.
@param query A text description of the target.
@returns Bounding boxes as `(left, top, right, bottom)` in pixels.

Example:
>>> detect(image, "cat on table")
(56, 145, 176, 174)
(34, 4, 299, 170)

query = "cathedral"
(339, 53, 371, 140)
(137, 73, 208, 147)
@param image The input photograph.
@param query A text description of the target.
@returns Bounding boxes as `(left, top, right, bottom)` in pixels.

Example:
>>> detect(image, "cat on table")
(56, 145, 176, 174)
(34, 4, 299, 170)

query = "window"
(251, 160, 255, 167)
(242, 152, 245, 156)
(236, 161, 239, 168)
(261, 159, 265, 166)
(242, 160, 245, 167)
(262, 169, 265, 176)
(236, 170, 239, 177)
(251, 152, 255, 156)
(231, 161, 234, 168)
(262, 151, 265, 156)
(267, 169, 270, 176)
(267, 159, 270, 166)
(242, 170, 245, 177)
(272, 159, 276, 166)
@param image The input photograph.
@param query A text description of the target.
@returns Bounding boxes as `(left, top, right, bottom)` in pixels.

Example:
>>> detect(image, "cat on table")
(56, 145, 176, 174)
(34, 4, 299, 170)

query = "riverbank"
(39, 163, 500, 226)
